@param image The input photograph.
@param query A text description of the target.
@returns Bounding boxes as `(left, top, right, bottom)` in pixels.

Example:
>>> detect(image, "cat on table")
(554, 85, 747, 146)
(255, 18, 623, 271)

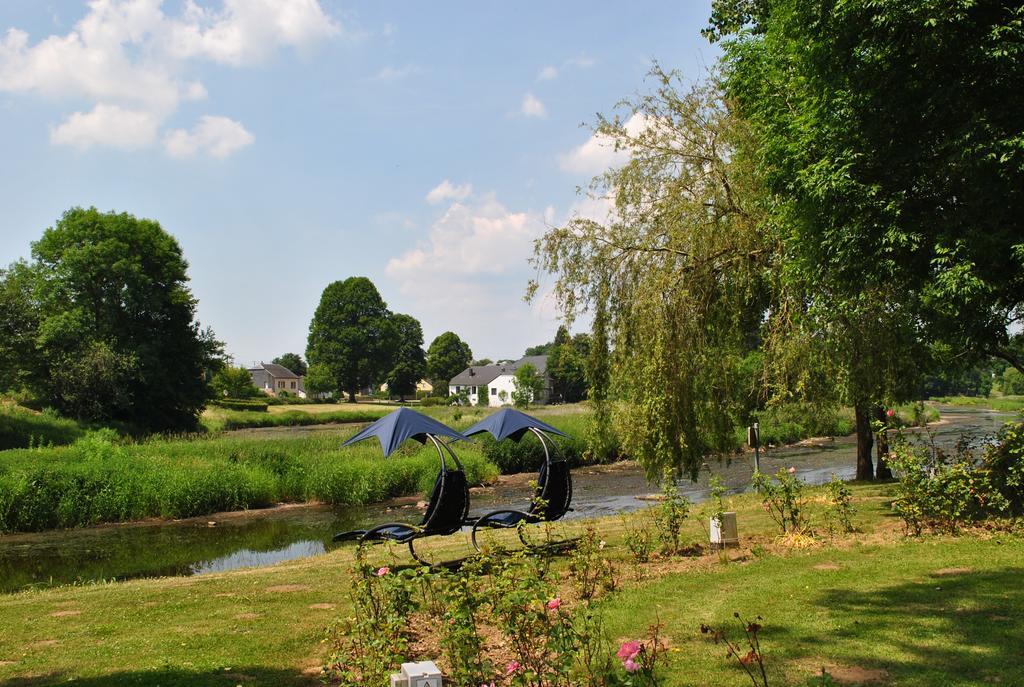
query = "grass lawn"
(929, 395, 1024, 414)
(1, 483, 1021, 686)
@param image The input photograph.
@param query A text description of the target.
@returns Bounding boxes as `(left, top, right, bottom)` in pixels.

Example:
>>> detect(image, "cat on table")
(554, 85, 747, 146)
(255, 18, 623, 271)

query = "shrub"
(752, 467, 806, 534)
(211, 398, 269, 412)
(418, 396, 444, 407)
(655, 468, 690, 555)
(983, 421, 1024, 515)
(823, 475, 856, 536)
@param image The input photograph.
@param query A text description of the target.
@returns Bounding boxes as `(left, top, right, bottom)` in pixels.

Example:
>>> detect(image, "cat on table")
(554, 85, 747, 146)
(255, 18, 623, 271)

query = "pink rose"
(547, 597, 562, 611)
(617, 641, 642, 660)
(376, 566, 389, 576)
(886, 408, 895, 418)
(506, 661, 520, 675)
(787, 466, 797, 475)
(624, 658, 641, 672)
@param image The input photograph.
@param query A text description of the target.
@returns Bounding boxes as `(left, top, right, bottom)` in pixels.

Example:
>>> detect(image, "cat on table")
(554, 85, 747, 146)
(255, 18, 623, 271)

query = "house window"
(278, 381, 285, 389)
(471, 386, 477, 394)
(291, 381, 296, 389)
(491, 387, 497, 395)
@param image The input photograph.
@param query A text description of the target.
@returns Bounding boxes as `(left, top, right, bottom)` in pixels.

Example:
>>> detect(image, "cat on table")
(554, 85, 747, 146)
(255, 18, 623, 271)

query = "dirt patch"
(308, 603, 335, 610)
(265, 584, 309, 593)
(234, 613, 262, 620)
(801, 661, 889, 685)
(813, 563, 842, 571)
(0, 660, 16, 666)
(28, 640, 59, 649)
(49, 610, 81, 617)
(932, 567, 973, 577)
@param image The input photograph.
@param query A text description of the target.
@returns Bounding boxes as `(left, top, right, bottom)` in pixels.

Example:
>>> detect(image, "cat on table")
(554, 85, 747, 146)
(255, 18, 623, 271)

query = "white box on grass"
(390, 661, 442, 687)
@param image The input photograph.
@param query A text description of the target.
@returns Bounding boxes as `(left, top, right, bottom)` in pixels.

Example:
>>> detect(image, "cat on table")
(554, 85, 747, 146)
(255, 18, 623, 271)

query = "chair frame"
(333, 433, 469, 566)
(468, 427, 573, 551)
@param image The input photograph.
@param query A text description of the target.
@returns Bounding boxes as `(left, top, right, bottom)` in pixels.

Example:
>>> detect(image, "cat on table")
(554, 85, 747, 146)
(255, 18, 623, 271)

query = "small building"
(247, 362, 310, 398)
(379, 380, 434, 395)
(448, 355, 551, 407)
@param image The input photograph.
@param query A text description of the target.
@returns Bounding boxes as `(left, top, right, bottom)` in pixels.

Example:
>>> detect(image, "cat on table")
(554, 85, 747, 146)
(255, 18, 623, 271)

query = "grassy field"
(0, 482, 1020, 686)
(930, 395, 1024, 413)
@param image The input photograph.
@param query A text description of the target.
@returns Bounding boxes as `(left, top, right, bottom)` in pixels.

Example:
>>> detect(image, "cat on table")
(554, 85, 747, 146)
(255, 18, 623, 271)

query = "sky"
(0, 0, 719, 366)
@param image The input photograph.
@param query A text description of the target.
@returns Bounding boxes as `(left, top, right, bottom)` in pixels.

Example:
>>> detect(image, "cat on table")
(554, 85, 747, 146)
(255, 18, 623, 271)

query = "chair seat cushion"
(365, 524, 419, 542)
(480, 510, 531, 528)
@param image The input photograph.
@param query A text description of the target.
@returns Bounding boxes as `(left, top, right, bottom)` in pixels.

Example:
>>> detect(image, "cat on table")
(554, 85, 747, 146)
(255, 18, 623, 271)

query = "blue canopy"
(461, 408, 568, 442)
(343, 407, 469, 457)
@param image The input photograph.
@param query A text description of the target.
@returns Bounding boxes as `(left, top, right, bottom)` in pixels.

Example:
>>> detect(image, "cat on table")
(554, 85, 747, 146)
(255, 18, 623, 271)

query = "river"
(0, 405, 1014, 593)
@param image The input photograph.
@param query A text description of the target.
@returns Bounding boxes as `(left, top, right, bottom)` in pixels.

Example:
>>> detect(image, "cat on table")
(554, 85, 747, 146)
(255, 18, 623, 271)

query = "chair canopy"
(343, 407, 468, 457)
(461, 408, 567, 443)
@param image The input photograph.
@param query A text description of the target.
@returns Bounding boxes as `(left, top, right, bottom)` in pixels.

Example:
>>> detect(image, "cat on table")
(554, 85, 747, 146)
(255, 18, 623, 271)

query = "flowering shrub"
(615, 619, 666, 686)
(621, 514, 655, 565)
(569, 527, 617, 600)
(752, 468, 805, 534)
(887, 431, 1008, 535)
(982, 421, 1024, 515)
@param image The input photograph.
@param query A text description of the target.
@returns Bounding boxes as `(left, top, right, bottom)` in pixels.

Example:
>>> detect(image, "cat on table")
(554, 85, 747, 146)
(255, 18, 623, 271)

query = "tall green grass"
(0, 405, 87, 450)
(930, 395, 1024, 413)
(0, 430, 497, 533)
(202, 407, 391, 432)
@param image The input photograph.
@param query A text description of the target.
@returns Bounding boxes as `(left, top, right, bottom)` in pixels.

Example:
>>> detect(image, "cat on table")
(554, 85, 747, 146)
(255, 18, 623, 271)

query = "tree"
(713, 0, 1024, 477)
(0, 208, 221, 430)
(385, 313, 427, 402)
(271, 353, 307, 377)
(426, 332, 472, 396)
(306, 277, 395, 403)
(524, 342, 555, 356)
(471, 358, 493, 366)
(531, 69, 767, 479)
(511, 363, 545, 408)
(212, 366, 261, 399)
(547, 325, 589, 403)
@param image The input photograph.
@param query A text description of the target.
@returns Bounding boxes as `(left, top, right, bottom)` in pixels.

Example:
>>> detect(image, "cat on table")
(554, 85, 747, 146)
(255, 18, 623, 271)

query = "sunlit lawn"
(1, 483, 1021, 686)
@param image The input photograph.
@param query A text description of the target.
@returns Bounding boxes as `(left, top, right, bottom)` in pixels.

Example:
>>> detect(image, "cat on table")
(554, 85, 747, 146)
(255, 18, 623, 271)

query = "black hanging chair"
(332, 408, 470, 566)
(461, 409, 574, 551)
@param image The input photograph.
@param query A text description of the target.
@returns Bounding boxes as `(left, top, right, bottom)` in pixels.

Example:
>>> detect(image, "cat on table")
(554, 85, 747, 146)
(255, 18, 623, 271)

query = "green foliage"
(384, 313, 427, 401)
(270, 353, 306, 377)
(752, 468, 806, 534)
(568, 526, 618, 600)
(0, 404, 87, 450)
(209, 398, 269, 412)
(621, 513, 655, 565)
(211, 366, 261, 399)
(512, 362, 544, 408)
(0, 431, 498, 533)
(1002, 368, 1024, 396)
(655, 468, 691, 555)
(531, 69, 766, 480)
(425, 331, 472, 396)
(982, 421, 1024, 516)
(823, 475, 856, 536)
(548, 326, 590, 403)
(306, 277, 396, 402)
(0, 208, 222, 432)
(743, 403, 855, 447)
(887, 432, 1008, 535)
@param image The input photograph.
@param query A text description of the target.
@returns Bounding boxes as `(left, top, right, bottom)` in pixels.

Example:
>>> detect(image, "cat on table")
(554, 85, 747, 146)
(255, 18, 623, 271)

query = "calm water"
(0, 406, 1014, 592)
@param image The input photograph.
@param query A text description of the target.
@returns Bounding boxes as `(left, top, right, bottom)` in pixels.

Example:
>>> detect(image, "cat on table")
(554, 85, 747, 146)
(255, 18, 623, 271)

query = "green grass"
(0, 483, 1020, 686)
(0, 430, 498, 533)
(0, 404, 87, 450)
(930, 395, 1024, 413)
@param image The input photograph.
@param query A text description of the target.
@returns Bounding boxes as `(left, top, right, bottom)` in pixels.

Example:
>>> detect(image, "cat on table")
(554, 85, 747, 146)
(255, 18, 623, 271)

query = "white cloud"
(565, 54, 595, 69)
(558, 113, 649, 175)
(521, 92, 546, 118)
(388, 193, 545, 279)
(50, 103, 160, 150)
(0, 0, 338, 154)
(374, 64, 421, 81)
(537, 65, 558, 81)
(164, 115, 253, 158)
(425, 179, 473, 204)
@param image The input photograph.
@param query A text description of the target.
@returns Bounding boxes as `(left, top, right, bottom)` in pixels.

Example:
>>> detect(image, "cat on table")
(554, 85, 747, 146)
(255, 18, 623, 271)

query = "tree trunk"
(347, 389, 356, 403)
(854, 404, 875, 481)
(874, 406, 893, 480)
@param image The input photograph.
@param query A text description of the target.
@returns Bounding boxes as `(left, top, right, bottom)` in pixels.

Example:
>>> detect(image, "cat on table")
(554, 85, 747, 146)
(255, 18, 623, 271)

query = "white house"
(247, 362, 312, 399)
(448, 355, 551, 407)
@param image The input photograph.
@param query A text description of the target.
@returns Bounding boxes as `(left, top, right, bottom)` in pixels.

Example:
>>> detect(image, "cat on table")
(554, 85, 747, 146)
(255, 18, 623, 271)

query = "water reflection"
(0, 406, 1013, 592)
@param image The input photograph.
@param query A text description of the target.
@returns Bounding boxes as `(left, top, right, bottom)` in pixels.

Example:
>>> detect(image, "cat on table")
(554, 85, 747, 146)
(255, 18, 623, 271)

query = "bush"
(743, 403, 855, 447)
(419, 396, 445, 407)
(211, 398, 269, 412)
(983, 421, 1024, 516)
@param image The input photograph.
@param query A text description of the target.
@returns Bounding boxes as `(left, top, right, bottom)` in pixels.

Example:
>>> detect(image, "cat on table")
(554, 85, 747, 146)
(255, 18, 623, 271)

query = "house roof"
(249, 362, 300, 379)
(448, 355, 548, 386)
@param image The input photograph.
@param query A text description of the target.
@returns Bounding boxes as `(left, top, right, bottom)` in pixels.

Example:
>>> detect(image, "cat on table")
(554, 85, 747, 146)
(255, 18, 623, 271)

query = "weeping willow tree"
(529, 68, 772, 480)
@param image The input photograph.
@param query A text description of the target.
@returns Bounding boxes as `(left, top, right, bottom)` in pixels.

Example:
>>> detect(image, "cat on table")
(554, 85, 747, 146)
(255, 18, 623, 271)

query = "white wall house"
(247, 362, 312, 399)
(448, 356, 551, 407)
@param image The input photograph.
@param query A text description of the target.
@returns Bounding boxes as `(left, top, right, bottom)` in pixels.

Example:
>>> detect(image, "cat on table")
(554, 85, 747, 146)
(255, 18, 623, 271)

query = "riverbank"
(1, 482, 1021, 686)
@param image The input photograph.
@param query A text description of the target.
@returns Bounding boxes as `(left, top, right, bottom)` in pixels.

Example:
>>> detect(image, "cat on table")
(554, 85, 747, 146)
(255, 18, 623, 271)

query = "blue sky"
(0, 0, 718, 366)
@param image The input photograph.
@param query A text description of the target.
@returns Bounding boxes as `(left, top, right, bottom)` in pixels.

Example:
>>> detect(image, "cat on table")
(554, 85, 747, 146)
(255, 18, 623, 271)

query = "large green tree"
(385, 314, 427, 401)
(425, 331, 472, 395)
(211, 366, 261, 399)
(306, 277, 396, 403)
(712, 0, 1024, 477)
(271, 353, 307, 377)
(531, 69, 768, 479)
(0, 207, 221, 430)
(547, 325, 589, 403)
